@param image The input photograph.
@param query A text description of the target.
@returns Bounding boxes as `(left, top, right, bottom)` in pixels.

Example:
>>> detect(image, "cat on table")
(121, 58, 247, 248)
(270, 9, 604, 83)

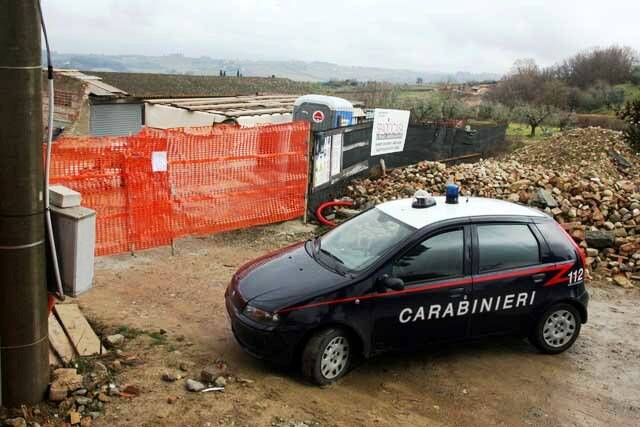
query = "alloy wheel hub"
(543, 309, 576, 348)
(321, 336, 350, 379)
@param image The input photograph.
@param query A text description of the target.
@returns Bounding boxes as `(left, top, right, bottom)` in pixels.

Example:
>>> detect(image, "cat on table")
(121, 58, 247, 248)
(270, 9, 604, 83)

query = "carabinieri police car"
(225, 187, 589, 385)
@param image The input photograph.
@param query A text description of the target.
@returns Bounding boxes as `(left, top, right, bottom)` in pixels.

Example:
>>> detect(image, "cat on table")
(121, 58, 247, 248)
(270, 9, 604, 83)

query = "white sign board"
(313, 136, 332, 187)
(151, 151, 168, 172)
(330, 134, 343, 176)
(370, 109, 410, 156)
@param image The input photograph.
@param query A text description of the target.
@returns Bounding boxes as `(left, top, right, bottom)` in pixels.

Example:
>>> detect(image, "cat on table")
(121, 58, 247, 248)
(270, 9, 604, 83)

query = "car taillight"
(554, 222, 586, 268)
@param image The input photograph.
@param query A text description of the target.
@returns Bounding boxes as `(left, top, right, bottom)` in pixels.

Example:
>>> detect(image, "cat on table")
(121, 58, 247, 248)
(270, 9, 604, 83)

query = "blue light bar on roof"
(446, 184, 459, 204)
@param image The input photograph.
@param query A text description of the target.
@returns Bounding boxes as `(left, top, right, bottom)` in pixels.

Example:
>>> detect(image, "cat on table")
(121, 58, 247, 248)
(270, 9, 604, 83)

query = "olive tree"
(476, 102, 511, 123)
(513, 104, 557, 137)
(403, 93, 473, 124)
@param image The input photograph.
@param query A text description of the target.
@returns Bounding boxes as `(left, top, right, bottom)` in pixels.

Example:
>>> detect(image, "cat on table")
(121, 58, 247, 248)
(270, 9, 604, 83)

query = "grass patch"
(148, 331, 168, 346)
(116, 325, 146, 339)
(467, 119, 500, 126)
(115, 325, 173, 348)
(395, 89, 439, 102)
(506, 122, 560, 140)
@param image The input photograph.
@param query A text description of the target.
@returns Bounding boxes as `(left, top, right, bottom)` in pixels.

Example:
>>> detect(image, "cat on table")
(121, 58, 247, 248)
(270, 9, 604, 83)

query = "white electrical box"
(50, 205, 96, 297)
(49, 185, 81, 208)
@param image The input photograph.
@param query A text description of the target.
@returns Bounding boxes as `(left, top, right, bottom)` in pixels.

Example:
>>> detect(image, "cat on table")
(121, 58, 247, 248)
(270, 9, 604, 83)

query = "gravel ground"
(73, 221, 640, 427)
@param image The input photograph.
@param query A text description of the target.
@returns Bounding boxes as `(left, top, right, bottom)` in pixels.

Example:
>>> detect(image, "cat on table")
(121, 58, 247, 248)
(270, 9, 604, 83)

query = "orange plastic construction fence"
(49, 122, 310, 256)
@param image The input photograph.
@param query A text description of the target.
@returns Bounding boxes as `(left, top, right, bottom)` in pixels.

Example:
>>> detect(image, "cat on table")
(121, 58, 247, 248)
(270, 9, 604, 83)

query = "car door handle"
(532, 273, 546, 284)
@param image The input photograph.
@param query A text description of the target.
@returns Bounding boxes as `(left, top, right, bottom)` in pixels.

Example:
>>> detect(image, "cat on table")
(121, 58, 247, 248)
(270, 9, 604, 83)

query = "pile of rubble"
(0, 358, 128, 427)
(0, 329, 146, 427)
(345, 128, 640, 287)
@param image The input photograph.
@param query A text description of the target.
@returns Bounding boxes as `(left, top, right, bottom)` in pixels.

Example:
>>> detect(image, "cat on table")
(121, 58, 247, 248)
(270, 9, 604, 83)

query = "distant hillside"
(48, 52, 500, 84)
(91, 71, 319, 98)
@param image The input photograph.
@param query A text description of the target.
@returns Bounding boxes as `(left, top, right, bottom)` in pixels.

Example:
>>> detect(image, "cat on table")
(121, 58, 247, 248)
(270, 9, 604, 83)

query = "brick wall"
(42, 72, 91, 135)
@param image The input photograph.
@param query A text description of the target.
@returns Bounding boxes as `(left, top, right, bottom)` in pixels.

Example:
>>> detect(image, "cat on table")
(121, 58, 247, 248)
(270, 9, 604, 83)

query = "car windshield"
(317, 208, 416, 272)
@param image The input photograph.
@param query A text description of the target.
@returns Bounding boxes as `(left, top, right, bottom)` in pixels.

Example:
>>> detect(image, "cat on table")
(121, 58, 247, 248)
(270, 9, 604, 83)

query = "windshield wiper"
(319, 248, 345, 266)
(319, 248, 349, 276)
(309, 238, 347, 276)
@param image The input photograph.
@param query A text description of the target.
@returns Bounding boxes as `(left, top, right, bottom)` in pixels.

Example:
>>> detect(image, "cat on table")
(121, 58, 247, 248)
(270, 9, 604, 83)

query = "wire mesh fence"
(49, 122, 310, 256)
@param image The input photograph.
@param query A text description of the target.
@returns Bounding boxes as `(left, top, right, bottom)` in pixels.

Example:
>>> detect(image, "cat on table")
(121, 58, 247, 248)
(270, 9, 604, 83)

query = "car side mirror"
(380, 275, 405, 291)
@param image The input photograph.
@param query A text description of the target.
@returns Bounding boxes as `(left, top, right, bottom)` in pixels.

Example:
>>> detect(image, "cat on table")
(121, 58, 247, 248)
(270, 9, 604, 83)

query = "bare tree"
(555, 46, 638, 88)
(487, 59, 554, 107)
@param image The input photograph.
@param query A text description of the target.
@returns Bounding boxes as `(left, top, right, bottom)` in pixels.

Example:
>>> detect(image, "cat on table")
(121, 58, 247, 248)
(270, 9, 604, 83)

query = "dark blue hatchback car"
(226, 193, 588, 385)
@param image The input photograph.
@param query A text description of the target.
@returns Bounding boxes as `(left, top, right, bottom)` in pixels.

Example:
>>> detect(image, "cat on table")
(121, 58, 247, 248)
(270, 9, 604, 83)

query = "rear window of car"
(477, 224, 540, 272)
(534, 221, 576, 261)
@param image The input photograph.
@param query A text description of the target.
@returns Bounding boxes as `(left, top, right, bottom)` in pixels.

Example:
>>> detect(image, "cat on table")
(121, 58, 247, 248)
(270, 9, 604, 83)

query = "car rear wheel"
(531, 303, 581, 354)
(302, 328, 352, 385)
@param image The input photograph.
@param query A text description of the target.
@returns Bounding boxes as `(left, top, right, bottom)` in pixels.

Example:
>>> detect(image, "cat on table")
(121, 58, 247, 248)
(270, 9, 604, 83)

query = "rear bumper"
(577, 288, 589, 323)
(225, 293, 297, 366)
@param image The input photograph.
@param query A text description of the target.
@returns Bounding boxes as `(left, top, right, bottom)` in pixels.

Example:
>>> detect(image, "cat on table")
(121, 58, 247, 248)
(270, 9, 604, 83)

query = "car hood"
(233, 241, 347, 310)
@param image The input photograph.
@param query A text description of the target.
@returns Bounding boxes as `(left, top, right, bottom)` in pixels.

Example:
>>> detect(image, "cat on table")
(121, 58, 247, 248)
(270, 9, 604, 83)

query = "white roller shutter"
(90, 103, 143, 136)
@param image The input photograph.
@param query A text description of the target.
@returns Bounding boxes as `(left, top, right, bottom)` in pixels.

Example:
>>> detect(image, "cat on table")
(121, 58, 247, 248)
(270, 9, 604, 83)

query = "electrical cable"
(37, 0, 65, 301)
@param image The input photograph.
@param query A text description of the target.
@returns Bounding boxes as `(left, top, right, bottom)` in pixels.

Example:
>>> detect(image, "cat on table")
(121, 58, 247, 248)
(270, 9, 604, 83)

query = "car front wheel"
(531, 303, 581, 354)
(302, 328, 352, 385)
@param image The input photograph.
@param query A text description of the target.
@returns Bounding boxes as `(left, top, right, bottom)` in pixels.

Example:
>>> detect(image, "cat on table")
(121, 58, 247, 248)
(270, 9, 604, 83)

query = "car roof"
(376, 196, 547, 230)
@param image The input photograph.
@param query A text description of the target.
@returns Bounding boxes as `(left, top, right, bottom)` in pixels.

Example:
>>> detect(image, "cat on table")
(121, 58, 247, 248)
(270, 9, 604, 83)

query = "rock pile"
(345, 128, 640, 286)
(0, 336, 146, 427)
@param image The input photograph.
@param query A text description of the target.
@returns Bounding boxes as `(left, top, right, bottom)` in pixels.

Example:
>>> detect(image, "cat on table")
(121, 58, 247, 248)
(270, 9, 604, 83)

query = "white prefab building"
(144, 95, 300, 128)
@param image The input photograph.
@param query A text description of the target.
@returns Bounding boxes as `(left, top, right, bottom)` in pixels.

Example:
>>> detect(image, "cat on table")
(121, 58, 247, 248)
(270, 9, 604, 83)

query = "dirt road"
(77, 221, 640, 427)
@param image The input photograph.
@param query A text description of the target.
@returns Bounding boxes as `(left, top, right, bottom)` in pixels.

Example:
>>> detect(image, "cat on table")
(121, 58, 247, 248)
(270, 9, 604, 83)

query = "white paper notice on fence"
(330, 133, 343, 176)
(314, 136, 331, 187)
(370, 109, 411, 156)
(152, 151, 168, 172)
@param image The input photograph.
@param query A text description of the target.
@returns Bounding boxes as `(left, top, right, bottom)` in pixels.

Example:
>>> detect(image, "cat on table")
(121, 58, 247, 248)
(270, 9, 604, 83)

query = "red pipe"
(47, 293, 57, 315)
(316, 200, 354, 227)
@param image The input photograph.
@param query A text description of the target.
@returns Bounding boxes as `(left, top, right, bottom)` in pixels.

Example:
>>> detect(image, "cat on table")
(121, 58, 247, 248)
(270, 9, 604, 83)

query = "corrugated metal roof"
(54, 69, 129, 97)
(146, 95, 300, 118)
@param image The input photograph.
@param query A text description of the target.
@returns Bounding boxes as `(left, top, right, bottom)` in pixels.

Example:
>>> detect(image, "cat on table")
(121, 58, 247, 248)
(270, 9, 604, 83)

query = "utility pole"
(0, 0, 50, 405)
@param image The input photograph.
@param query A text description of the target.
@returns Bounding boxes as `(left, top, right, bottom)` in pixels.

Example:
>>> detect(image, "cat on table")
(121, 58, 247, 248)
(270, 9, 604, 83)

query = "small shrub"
(554, 111, 578, 130)
(631, 66, 640, 85)
(575, 114, 627, 131)
(618, 99, 640, 151)
(148, 331, 168, 346)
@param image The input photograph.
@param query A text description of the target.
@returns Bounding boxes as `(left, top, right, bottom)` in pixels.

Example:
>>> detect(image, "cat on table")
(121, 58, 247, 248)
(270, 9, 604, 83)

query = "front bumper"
(225, 292, 297, 366)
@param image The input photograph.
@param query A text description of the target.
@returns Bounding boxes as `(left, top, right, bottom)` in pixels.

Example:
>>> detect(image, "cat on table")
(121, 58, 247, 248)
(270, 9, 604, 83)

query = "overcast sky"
(42, 0, 640, 74)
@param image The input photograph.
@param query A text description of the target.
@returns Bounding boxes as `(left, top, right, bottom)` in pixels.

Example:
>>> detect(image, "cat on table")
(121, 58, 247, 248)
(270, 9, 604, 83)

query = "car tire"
(302, 328, 352, 386)
(530, 303, 582, 354)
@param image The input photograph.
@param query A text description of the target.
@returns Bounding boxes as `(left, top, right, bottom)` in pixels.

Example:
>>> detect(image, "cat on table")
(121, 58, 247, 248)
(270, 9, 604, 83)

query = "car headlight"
(243, 304, 280, 325)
